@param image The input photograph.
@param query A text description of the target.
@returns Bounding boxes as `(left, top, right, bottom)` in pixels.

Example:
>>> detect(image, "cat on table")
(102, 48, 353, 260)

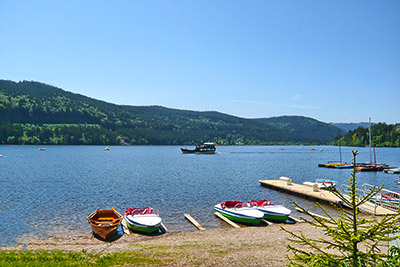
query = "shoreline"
(3, 222, 324, 266)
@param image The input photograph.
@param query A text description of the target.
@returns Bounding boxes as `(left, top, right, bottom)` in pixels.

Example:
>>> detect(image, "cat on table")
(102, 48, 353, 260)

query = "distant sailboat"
(318, 129, 352, 168)
(356, 118, 387, 172)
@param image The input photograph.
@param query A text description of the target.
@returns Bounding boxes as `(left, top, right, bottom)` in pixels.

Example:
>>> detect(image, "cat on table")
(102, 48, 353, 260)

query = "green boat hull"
(262, 214, 289, 223)
(125, 219, 160, 233)
(215, 209, 262, 225)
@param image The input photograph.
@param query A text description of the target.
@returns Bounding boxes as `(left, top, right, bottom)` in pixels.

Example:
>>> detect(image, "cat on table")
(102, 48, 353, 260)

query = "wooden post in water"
(184, 213, 206, 231)
(214, 212, 241, 228)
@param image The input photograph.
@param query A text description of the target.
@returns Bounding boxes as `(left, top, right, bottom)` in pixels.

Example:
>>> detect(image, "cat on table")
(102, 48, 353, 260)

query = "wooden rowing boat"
(87, 208, 122, 240)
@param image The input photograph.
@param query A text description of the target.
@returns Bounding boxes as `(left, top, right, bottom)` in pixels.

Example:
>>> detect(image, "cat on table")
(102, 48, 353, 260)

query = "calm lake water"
(1, 145, 399, 246)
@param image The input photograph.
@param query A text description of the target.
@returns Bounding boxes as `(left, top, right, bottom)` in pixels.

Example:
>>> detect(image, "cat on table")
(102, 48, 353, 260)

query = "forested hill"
(256, 116, 339, 143)
(0, 79, 341, 145)
(330, 122, 371, 133)
(334, 123, 400, 147)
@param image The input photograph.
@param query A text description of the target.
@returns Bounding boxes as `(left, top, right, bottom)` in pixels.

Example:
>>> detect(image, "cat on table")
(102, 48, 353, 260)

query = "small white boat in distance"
(315, 179, 337, 189)
(385, 168, 400, 174)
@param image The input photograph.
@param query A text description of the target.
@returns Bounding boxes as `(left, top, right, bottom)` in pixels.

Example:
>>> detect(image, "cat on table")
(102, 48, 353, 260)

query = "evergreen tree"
(282, 150, 400, 266)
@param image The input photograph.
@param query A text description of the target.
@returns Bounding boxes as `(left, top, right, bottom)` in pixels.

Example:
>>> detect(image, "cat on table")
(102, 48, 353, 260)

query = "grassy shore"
(0, 223, 326, 266)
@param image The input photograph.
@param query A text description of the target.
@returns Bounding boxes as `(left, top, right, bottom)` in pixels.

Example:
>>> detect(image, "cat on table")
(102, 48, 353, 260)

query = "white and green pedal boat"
(214, 201, 264, 225)
(249, 200, 291, 223)
(124, 207, 162, 233)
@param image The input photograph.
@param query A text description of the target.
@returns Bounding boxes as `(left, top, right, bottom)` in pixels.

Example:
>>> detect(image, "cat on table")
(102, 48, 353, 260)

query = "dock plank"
(121, 218, 131, 235)
(295, 207, 331, 221)
(184, 213, 206, 231)
(259, 179, 396, 216)
(160, 222, 168, 233)
(214, 212, 241, 228)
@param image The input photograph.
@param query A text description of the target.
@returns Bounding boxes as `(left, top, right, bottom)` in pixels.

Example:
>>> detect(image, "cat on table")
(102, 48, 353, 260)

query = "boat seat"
(250, 200, 274, 206)
(222, 200, 242, 209)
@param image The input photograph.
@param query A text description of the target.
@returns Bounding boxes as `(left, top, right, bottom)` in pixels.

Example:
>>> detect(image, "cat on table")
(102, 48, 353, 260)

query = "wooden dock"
(259, 178, 397, 216)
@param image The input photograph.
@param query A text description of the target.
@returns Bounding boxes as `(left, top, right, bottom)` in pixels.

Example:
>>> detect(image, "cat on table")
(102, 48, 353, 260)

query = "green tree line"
(0, 123, 121, 145)
(334, 123, 400, 147)
(3, 79, 397, 146)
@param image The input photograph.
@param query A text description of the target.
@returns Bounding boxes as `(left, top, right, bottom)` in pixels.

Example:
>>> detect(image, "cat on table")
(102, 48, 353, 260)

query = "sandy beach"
(3, 222, 327, 266)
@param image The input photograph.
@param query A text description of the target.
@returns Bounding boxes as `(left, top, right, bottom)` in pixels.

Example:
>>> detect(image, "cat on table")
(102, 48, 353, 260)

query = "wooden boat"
(87, 208, 122, 240)
(124, 207, 162, 233)
(214, 201, 264, 225)
(248, 200, 291, 223)
(38, 148, 45, 151)
(181, 142, 216, 154)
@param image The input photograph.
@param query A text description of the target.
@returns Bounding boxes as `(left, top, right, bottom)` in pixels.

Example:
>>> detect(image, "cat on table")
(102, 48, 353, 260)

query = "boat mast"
(371, 119, 377, 164)
(338, 129, 342, 163)
(369, 117, 372, 163)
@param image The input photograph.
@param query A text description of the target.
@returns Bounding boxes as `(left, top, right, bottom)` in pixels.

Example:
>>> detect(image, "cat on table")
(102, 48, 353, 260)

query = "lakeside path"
(3, 223, 327, 266)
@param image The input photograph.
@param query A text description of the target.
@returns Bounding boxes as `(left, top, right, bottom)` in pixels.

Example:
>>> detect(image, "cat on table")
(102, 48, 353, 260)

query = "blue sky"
(1, 1, 399, 123)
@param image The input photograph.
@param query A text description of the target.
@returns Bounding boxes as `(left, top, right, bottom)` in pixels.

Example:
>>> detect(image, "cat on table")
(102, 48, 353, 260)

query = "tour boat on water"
(181, 142, 217, 154)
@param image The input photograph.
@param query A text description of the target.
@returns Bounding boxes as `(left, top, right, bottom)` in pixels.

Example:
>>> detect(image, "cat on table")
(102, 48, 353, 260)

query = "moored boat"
(87, 208, 122, 240)
(214, 201, 264, 225)
(181, 142, 216, 154)
(318, 161, 352, 169)
(355, 163, 388, 172)
(369, 192, 400, 209)
(315, 179, 337, 189)
(384, 167, 400, 174)
(124, 207, 162, 233)
(248, 200, 291, 223)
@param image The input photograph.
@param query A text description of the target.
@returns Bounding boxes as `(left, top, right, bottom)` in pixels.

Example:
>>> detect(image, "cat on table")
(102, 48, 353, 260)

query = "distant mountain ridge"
(330, 122, 371, 133)
(0, 79, 341, 145)
(256, 116, 339, 143)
